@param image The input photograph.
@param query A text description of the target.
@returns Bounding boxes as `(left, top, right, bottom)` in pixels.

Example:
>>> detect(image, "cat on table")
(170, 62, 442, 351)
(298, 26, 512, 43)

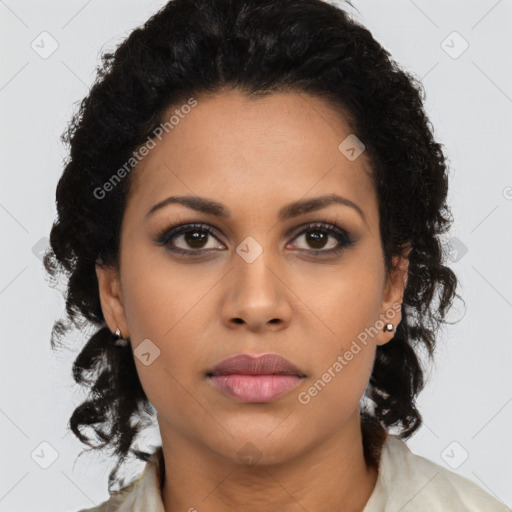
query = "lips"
(206, 353, 306, 403)
(206, 353, 306, 378)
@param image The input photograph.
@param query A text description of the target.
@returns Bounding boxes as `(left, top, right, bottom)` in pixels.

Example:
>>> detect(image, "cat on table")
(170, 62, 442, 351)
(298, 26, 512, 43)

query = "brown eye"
(156, 223, 225, 255)
(290, 223, 354, 255)
(302, 230, 333, 250)
(155, 221, 355, 258)
(180, 229, 210, 249)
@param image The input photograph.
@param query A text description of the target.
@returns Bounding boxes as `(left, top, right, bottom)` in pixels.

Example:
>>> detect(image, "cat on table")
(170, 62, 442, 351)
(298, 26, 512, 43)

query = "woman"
(44, 0, 509, 510)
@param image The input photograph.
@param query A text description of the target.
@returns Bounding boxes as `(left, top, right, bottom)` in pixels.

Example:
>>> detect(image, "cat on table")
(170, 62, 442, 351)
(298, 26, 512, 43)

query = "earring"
(383, 323, 394, 332)
(114, 327, 129, 347)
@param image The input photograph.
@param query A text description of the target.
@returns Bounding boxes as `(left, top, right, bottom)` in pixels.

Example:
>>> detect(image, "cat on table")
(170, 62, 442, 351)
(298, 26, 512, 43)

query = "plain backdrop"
(1, 0, 511, 511)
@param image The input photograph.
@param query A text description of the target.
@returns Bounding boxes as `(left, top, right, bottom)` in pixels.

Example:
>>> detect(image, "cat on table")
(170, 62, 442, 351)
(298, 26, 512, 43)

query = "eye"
(155, 223, 225, 256)
(288, 221, 355, 255)
(155, 220, 355, 257)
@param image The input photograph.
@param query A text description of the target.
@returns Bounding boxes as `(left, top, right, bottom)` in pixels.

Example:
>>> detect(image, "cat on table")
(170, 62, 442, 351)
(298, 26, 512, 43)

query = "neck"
(160, 411, 381, 512)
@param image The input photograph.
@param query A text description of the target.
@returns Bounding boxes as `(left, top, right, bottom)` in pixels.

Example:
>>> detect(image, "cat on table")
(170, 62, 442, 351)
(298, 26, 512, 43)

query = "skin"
(96, 88, 410, 512)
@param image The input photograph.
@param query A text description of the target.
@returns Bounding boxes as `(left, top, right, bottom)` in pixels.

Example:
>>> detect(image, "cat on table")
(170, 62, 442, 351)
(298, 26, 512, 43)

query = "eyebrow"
(145, 193, 367, 224)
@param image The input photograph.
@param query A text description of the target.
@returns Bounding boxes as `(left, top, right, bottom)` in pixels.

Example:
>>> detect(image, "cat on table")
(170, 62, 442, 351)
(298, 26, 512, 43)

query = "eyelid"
(155, 222, 224, 246)
(287, 218, 346, 239)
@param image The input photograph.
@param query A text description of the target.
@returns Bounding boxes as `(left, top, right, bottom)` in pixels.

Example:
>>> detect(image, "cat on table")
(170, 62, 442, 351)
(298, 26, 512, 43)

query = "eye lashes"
(155, 218, 355, 256)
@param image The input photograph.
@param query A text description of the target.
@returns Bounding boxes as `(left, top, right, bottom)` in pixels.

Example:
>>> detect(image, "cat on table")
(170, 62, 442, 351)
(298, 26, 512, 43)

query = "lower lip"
(207, 374, 304, 402)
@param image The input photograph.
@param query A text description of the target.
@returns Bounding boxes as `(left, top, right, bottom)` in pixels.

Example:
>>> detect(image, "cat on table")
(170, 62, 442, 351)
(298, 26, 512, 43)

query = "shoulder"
(75, 479, 142, 512)
(366, 435, 510, 512)
(74, 448, 165, 512)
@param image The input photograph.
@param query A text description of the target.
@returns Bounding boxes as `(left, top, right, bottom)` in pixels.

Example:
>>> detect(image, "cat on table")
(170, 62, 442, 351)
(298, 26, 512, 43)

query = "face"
(96, 88, 408, 465)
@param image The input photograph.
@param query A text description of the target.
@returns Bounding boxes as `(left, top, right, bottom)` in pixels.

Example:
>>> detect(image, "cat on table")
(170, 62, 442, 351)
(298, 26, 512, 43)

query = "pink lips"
(206, 353, 306, 403)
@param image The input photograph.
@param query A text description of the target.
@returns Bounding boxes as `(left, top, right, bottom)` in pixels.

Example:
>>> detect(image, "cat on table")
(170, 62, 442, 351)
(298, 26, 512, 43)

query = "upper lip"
(206, 353, 306, 377)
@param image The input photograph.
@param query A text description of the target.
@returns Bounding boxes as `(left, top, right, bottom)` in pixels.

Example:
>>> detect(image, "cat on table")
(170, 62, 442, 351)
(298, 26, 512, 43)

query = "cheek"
(120, 246, 213, 402)
(297, 303, 378, 429)
(294, 256, 385, 346)
(295, 345, 375, 438)
(291, 255, 383, 410)
(121, 245, 199, 341)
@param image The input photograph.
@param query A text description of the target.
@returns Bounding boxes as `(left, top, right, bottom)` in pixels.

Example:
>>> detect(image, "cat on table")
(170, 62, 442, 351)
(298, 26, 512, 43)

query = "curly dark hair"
(44, 0, 461, 493)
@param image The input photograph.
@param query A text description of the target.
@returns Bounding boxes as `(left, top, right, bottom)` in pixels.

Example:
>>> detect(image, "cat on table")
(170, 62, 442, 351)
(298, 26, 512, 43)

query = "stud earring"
(114, 327, 129, 347)
(383, 323, 394, 332)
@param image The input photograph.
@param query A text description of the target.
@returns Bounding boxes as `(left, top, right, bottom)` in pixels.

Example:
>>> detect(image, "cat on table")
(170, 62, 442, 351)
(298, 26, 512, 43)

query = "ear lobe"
(95, 261, 128, 336)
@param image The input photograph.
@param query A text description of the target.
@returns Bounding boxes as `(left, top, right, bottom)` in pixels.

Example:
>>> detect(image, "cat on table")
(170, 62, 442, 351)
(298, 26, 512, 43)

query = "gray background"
(1, 0, 511, 510)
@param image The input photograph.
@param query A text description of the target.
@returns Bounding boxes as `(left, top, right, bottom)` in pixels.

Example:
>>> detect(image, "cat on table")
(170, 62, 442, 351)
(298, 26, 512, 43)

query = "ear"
(376, 242, 411, 347)
(95, 260, 129, 338)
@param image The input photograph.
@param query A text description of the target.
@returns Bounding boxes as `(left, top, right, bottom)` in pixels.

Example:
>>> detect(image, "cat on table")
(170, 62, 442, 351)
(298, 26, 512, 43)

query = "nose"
(220, 249, 293, 333)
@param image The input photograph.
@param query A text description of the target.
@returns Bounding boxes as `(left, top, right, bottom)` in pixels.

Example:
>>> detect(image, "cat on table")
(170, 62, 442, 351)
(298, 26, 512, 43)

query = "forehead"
(125, 89, 377, 226)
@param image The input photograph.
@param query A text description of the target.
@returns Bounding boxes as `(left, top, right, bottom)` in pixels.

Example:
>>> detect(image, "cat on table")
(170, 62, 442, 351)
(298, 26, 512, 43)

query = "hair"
(44, 0, 461, 493)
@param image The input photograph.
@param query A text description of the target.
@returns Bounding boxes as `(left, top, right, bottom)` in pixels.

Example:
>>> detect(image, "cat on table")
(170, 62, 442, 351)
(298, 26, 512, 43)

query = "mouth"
(205, 353, 306, 403)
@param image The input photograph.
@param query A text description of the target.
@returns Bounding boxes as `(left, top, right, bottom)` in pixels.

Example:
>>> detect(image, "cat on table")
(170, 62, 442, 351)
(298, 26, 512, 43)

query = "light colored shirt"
(78, 434, 510, 512)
